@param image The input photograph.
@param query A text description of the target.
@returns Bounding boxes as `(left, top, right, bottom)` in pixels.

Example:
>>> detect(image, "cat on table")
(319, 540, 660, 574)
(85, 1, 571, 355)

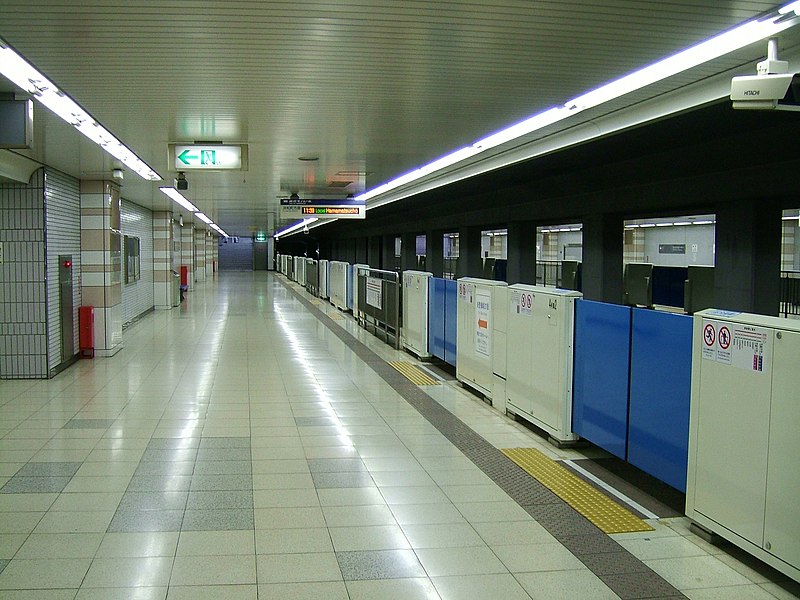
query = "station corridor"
(0, 273, 797, 600)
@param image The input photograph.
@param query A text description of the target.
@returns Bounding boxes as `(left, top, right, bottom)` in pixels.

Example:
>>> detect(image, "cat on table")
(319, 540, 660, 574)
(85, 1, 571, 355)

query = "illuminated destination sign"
(169, 144, 248, 170)
(302, 206, 361, 216)
(280, 198, 365, 220)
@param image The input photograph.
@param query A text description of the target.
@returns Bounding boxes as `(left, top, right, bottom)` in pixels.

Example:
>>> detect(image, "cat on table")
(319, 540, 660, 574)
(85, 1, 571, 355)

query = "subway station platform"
(0, 272, 797, 600)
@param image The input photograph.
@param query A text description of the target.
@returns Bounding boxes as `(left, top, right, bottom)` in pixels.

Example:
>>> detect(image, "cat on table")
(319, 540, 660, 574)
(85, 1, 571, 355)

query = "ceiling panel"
(0, 1, 792, 235)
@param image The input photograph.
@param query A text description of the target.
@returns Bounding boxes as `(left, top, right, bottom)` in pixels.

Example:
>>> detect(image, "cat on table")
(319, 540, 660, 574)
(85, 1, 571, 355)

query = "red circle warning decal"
(703, 323, 715, 347)
(718, 326, 731, 350)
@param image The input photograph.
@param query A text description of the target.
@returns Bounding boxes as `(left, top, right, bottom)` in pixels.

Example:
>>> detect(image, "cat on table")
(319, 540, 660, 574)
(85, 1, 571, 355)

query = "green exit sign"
(255, 232, 267, 242)
(170, 144, 248, 170)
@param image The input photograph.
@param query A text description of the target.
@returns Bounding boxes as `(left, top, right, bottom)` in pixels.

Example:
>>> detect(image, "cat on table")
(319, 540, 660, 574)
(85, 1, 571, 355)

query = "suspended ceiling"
(0, 1, 796, 236)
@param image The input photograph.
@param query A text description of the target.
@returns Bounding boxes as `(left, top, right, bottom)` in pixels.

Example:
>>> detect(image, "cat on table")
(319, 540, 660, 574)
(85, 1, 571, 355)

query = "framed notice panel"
(169, 144, 248, 171)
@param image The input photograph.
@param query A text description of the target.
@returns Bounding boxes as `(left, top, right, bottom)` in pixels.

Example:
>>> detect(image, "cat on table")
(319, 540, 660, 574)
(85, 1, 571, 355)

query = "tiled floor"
(0, 271, 797, 599)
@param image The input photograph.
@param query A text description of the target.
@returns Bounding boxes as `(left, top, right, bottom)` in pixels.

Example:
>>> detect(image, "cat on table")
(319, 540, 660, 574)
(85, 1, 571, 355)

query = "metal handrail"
(355, 266, 401, 349)
(443, 256, 458, 280)
(536, 260, 562, 288)
(780, 270, 800, 317)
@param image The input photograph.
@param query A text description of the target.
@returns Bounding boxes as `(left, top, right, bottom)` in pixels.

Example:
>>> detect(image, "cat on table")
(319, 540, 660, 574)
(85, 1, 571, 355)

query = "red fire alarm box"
(79, 306, 94, 358)
(180, 265, 189, 286)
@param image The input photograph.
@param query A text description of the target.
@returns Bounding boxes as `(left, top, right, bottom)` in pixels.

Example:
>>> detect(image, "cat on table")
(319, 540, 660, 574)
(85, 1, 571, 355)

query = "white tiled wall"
(0, 168, 47, 378)
(121, 199, 154, 325)
(45, 169, 81, 373)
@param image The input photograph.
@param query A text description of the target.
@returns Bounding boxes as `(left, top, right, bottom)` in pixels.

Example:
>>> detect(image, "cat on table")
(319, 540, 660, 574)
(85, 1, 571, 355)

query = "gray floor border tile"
(282, 279, 686, 600)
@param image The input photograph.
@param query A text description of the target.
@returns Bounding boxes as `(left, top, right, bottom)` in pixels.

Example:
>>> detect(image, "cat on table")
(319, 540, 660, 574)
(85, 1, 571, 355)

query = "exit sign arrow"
(177, 149, 198, 165)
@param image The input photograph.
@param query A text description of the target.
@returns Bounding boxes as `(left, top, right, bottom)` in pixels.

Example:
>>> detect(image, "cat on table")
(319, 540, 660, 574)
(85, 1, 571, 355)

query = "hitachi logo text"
(743, 90, 760, 96)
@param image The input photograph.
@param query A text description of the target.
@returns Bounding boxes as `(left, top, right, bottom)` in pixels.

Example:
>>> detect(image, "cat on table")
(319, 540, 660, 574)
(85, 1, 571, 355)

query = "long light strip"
(0, 39, 161, 181)
(275, 218, 318, 239)
(780, 2, 800, 15)
(158, 187, 230, 237)
(210, 224, 230, 237)
(565, 18, 794, 111)
(352, 5, 800, 207)
(159, 187, 198, 212)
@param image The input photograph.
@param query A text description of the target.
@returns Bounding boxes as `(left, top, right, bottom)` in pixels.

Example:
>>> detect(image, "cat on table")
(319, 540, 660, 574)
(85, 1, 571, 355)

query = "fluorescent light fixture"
(693, 220, 715, 225)
(639, 223, 657, 228)
(159, 188, 229, 235)
(781, 215, 800, 220)
(159, 187, 198, 212)
(353, 5, 800, 210)
(625, 224, 640, 229)
(359, 147, 481, 202)
(210, 224, 229, 237)
(472, 107, 571, 151)
(418, 146, 482, 176)
(673, 221, 692, 226)
(655, 223, 672, 227)
(0, 38, 161, 181)
(274, 218, 318, 239)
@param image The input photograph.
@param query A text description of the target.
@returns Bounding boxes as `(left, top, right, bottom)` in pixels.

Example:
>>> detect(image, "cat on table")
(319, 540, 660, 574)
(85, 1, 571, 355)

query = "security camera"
(175, 172, 188, 190)
(731, 73, 800, 111)
(731, 38, 800, 111)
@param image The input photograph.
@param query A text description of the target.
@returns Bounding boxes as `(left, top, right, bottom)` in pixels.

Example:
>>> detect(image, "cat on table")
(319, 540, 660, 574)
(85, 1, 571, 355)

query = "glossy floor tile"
(0, 272, 796, 599)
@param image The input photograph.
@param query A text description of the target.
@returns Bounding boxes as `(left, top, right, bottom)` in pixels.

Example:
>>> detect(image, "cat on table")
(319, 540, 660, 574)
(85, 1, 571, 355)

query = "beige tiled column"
(80, 180, 123, 357)
(153, 211, 173, 309)
(205, 232, 214, 277)
(212, 236, 219, 274)
(623, 228, 646, 264)
(180, 223, 194, 290)
(194, 228, 206, 282)
(781, 219, 796, 271)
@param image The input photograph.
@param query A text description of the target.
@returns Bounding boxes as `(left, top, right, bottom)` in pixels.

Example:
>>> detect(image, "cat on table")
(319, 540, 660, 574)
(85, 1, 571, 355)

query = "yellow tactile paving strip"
(501, 447, 654, 534)
(388, 361, 440, 386)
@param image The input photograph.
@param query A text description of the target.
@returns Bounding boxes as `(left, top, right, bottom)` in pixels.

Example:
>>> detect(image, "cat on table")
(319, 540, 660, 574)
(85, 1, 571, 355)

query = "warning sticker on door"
(458, 282, 474, 304)
(475, 291, 491, 357)
(701, 319, 769, 373)
(509, 289, 533, 317)
(366, 277, 382, 309)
